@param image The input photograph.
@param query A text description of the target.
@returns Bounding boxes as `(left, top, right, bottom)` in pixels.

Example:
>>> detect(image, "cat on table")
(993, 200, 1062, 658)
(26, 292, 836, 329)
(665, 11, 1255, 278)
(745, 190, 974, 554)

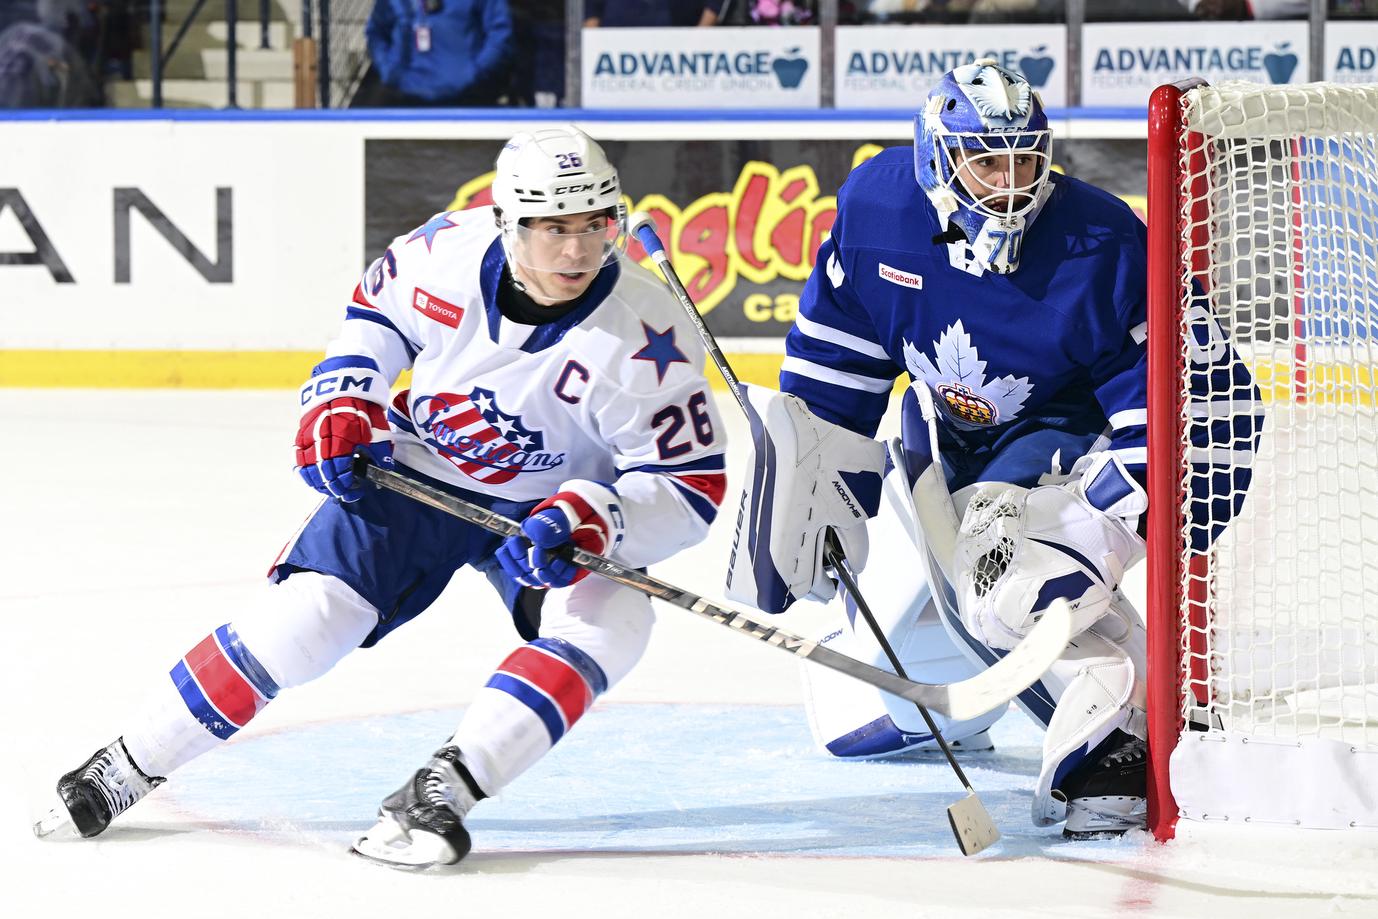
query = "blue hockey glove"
(496, 481, 625, 589)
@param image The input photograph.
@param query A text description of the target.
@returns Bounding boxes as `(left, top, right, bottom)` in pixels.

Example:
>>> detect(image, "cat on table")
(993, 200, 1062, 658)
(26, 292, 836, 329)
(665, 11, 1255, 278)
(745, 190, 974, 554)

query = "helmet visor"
(938, 131, 1052, 221)
(507, 214, 628, 275)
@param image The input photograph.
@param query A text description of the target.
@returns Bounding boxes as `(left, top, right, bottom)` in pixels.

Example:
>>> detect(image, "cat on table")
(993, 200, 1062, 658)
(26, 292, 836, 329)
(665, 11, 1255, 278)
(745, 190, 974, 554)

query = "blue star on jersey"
(408, 213, 461, 252)
(631, 322, 689, 384)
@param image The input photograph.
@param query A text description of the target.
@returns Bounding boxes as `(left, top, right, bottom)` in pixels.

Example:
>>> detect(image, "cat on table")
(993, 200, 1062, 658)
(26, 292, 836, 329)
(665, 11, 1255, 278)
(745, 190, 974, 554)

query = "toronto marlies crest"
(903, 320, 1033, 430)
(410, 387, 566, 484)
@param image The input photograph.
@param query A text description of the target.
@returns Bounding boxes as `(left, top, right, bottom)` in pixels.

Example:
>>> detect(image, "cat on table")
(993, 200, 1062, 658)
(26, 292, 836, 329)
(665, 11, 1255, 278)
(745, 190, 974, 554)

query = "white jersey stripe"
(1107, 409, 1146, 430)
(793, 314, 891, 361)
(781, 356, 894, 393)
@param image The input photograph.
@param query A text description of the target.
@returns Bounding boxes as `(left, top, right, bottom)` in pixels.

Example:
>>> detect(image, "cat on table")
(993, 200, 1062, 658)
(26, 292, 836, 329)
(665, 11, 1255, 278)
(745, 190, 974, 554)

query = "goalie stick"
(627, 212, 1057, 855)
(356, 456, 1071, 724)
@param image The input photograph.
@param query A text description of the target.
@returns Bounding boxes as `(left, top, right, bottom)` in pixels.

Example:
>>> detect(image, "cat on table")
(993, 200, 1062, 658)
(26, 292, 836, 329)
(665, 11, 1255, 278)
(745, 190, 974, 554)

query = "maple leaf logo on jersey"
(902, 321, 1033, 430)
(411, 387, 566, 484)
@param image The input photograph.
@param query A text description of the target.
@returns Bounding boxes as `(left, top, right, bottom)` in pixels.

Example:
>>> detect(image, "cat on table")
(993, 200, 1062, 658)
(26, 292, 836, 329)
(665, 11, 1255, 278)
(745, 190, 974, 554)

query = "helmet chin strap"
(933, 222, 968, 246)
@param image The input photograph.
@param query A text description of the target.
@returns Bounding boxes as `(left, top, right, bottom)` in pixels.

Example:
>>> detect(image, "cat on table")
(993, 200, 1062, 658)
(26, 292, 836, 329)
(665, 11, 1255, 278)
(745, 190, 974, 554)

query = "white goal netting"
(1167, 82, 1378, 828)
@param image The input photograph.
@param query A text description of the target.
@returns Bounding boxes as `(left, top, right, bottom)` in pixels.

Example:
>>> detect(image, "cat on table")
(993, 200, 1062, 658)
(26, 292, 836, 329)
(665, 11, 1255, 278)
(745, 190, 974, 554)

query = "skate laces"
(420, 748, 477, 818)
(81, 746, 156, 818)
(1104, 737, 1146, 768)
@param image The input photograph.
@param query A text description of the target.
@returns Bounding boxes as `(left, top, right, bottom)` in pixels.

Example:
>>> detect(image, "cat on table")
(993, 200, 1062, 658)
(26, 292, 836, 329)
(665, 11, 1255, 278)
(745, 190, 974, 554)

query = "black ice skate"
(351, 745, 486, 869)
(33, 738, 166, 839)
(1057, 730, 1147, 840)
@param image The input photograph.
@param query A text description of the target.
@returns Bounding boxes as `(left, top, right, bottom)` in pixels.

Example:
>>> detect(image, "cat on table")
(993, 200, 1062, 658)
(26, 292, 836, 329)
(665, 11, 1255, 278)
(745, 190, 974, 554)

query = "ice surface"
(3, 391, 1375, 918)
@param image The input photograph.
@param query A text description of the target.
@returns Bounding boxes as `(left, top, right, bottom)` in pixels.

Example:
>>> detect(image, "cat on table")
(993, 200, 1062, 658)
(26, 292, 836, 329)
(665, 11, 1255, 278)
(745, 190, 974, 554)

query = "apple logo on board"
(772, 48, 809, 89)
(1263, 42, 1298, 84)
(1018, 46, 1054, 88)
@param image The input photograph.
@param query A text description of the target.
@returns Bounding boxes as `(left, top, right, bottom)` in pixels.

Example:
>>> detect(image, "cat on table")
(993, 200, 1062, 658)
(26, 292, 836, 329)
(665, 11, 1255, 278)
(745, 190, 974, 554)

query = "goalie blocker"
(725, 383, 887, 614)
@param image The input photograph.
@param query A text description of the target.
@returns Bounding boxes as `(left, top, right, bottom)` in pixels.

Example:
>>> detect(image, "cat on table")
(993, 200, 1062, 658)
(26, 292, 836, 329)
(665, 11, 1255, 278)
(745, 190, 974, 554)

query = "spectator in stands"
(356, 0, 514, 107)
(0, 2, 39, 34)
(720, 0, 817, 23)
(0, 0, 102, 107)
(584, 1, 725, 27)
(845, 0, 1066, 24)
(96, 0, 142, 80)
(1085, 0, 1306, 17)
(1330, 0, 1378, 16)
(1193, 0, 1307, 16)
(508, 0, 564, 107)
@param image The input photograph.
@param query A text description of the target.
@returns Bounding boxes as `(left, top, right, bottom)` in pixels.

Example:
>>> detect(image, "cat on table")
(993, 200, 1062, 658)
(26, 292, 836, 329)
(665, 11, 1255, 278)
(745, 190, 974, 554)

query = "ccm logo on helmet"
(554, 183, 596, 194)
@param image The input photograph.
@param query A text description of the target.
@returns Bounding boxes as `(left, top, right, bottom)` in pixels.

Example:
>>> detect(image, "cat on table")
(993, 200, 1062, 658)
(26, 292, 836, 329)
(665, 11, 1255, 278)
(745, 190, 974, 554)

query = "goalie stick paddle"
(355, 455, 1072, 723)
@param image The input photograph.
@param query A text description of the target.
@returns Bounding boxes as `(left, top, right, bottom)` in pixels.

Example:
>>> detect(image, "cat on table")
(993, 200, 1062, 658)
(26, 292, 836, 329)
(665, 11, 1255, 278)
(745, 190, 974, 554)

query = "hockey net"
(1146, 80, 1378, 840)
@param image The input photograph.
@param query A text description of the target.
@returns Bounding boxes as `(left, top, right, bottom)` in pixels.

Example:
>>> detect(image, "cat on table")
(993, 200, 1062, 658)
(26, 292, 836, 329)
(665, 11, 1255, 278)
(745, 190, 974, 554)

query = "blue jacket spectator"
(0, 21, 101, 107)
(585, 0, 725, 26)
(365, 0, 514, 105)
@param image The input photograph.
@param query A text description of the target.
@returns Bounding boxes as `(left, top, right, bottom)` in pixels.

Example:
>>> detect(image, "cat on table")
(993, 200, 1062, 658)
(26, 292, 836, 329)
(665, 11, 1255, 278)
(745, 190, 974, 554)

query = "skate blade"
(33, 805, 78, 840)
(350, 815, 461, 870)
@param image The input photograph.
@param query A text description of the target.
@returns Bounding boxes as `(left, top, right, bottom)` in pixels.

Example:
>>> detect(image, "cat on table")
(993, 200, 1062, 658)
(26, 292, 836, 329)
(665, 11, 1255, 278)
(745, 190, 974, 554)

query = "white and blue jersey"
(278, 206, 728, 587)
(273, 207, 729, 646)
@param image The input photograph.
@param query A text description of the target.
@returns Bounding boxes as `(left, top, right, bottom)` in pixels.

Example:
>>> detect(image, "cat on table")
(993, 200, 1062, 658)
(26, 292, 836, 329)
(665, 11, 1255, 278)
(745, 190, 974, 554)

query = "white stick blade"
(938, 599, 1074, 721)
(948, 792, 1001, 856)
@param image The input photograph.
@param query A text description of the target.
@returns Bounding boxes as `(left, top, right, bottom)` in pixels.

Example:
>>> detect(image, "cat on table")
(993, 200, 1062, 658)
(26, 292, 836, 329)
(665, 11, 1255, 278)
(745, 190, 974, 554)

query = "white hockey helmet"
(491, 126, 628, 275)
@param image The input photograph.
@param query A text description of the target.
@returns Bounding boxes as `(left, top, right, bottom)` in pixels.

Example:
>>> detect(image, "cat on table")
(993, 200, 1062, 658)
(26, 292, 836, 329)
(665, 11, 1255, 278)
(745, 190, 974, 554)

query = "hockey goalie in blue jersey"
(727, 61, 1260, 838)
(37, 127, 727, 867)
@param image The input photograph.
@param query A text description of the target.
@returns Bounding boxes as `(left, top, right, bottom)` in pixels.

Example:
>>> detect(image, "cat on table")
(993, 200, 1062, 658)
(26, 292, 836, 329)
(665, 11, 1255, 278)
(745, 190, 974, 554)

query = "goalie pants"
(120, 466, 654, 796)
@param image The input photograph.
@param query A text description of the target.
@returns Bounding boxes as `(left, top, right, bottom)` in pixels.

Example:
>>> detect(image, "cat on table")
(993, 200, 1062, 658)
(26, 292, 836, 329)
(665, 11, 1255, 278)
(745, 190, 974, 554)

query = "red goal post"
(1145, 79, 1378, 841)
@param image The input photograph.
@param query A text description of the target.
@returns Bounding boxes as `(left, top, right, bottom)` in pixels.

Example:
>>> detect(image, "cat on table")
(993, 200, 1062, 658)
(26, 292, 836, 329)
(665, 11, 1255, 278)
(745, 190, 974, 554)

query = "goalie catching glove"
(725, 383, 887, 614)
(295, 357, 394, 502)
(496, 480, 626, 589)
(954, 451, 1147, 649)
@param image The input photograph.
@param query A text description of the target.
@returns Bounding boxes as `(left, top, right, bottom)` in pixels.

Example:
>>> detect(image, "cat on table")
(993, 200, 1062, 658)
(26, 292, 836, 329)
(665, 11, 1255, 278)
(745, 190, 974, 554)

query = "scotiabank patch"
(878, 262, 923, 291)
(414, 289, 463, 328)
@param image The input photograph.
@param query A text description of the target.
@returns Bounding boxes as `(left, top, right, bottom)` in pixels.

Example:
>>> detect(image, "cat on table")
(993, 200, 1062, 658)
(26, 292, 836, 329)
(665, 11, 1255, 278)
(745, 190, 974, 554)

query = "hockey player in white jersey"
(728, 61, 1261, 838)
(35, 126, 727, 867)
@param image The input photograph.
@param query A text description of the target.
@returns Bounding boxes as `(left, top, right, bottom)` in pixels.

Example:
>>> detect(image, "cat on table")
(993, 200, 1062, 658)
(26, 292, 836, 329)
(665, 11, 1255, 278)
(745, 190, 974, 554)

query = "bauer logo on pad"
(413, 289, 464, 328)
(878, 263, 923, 291)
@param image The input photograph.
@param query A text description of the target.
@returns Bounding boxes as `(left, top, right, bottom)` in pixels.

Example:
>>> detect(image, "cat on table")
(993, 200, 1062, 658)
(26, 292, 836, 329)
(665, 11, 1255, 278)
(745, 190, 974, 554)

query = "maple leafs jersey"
(324, 206, 727, 569)
(784, 146, 1261, 545)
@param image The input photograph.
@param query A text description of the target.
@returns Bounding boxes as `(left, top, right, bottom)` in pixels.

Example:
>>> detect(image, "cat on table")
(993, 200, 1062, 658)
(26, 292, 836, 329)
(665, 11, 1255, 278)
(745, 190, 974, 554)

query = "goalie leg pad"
(802, 592, 1006, 757)
(1030, 605, 1148, 827)
(726, 383, 887, 614)
(801, 498, 1006, 757)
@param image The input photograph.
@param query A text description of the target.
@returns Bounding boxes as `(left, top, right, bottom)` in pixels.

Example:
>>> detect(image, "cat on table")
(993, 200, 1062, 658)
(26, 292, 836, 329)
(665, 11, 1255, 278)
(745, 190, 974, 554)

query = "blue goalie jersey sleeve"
(780, 235, 902, 437)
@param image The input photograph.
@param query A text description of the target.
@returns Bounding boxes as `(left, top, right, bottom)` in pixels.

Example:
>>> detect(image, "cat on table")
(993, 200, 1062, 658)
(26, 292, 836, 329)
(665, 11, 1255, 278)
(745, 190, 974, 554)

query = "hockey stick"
(628, 213, 1016, 855)
(355, 455, 1071, 723)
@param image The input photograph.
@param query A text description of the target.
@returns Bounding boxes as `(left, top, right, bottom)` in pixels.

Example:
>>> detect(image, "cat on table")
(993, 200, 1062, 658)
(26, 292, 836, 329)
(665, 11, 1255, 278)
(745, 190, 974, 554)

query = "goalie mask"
(915, 59, 1053, 275)
(491, 126, 628, 277)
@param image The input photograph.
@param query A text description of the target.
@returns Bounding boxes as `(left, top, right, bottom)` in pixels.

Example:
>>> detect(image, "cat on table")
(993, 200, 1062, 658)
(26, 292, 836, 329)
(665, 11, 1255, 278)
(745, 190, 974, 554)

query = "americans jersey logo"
(408, 387, 566, 484)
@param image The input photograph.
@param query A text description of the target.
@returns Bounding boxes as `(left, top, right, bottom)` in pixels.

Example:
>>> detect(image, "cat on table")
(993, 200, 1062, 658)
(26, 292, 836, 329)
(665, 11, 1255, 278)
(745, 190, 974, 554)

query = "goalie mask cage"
(1146, 79, 1378, 841)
